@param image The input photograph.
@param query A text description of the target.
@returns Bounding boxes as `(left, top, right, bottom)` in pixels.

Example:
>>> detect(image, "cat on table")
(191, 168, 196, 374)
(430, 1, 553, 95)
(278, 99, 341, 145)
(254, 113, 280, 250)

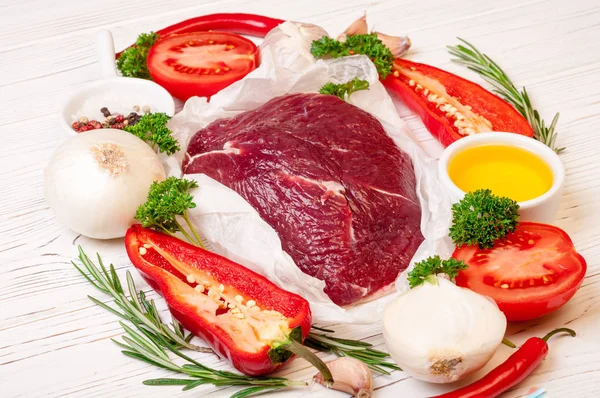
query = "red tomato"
(383, 59, 534, 147)
(147, 32, 259, 100)
(453, 222, 586, 321)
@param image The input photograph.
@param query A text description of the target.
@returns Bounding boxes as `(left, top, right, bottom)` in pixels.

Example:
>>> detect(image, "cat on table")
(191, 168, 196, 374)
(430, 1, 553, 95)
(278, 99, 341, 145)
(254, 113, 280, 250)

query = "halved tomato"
(147, 32, 259, 100)
(453, 222, 586, 321)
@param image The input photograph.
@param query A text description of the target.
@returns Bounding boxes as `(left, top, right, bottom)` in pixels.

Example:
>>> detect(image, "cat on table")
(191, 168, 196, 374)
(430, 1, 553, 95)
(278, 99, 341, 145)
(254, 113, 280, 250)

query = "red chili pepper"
(124, 225, 315, 376)
(383, 59, 534, 147)
(432, 328, 576, 398)
(116, 13, 285, 58)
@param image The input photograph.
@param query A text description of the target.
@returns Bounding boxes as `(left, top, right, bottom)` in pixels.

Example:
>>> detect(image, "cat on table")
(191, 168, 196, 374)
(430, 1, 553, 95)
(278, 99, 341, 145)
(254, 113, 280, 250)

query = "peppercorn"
(72, 121, 80, 130)
(115, 114, 124, 123)
(142, 105, 150, 114)
(133, 105, 140, 112)
(101, 107, 111, 117)
(79, 116, 89, 124)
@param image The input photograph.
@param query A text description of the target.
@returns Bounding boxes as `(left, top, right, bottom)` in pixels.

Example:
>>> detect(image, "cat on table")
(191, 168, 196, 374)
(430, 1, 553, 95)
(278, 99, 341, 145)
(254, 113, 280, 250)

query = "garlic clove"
(337, 13, 368, 42)
(314, 357, 373, 398)
(375, 32, 412, 58)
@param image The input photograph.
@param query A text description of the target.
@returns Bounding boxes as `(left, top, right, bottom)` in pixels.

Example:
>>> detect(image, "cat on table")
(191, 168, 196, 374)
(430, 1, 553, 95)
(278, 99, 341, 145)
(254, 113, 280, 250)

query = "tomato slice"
(147, 32, 259, 100)
(453, 222, 586, 321)
(383, 59, 534, 147)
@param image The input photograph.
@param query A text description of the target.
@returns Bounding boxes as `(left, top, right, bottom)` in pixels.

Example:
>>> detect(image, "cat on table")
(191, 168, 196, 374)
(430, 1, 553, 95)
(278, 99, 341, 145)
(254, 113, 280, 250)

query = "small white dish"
(60, 30, 175, 135)
(438, 132, 565, 224)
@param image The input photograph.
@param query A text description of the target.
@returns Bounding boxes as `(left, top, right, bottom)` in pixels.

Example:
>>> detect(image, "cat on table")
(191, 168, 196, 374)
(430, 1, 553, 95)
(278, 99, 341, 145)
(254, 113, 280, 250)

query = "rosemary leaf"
(448, 38, 564, 153)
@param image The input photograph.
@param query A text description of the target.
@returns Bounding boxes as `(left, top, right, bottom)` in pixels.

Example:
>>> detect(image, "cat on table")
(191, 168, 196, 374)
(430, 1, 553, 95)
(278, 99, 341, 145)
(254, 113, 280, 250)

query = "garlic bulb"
(44, 129, 165, 239)
(314, 357, 373, 398)
(382, 277, 506, 383)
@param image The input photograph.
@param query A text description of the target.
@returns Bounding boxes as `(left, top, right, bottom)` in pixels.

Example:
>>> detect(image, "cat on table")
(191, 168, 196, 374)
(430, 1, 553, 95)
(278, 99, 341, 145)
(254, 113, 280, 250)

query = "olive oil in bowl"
(447, 144, 553, 202)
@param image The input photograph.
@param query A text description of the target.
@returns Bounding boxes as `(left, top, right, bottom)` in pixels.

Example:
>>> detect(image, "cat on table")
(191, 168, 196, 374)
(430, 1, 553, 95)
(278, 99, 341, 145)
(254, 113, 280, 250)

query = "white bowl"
(438, 132, 565, 224)
(60, 30, 175, 135)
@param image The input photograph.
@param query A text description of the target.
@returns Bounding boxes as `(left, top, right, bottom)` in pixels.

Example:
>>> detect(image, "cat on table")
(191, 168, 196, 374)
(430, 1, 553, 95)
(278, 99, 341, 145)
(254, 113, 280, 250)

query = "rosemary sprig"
(447, 38, 564, 153)
(72, 247, 306, 397)
(72, 245, 206, 352)
(306, 326, 401, 375)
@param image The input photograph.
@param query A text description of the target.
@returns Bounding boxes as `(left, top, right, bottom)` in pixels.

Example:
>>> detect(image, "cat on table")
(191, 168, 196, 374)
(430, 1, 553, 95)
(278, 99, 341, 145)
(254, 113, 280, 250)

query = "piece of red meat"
(184, 93, 423, 306)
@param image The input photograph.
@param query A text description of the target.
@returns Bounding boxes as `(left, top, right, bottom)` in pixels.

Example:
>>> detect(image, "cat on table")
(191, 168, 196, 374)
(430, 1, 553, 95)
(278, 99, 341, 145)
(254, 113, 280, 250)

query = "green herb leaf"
(134, 177, 205, 247)
(117, 32, 159, 79)
(72, 247, 307, 395)
(304, 327, 401, 374)
(449, 189, 520, 249)
(447, 38, 564, 153)
(123, 112, 180, 155)
(319, 78, 370, 100)
(407, 255, 468, 289)
(311, 33, 394, 79)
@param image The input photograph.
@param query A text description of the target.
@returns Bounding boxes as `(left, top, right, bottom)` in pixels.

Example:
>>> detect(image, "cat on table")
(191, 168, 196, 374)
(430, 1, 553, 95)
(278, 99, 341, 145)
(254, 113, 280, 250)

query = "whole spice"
(337, 13, 368, 42)
(314, 357, 373, 397)
(432, 328, 576, 398)
(125, 225, 334, 381)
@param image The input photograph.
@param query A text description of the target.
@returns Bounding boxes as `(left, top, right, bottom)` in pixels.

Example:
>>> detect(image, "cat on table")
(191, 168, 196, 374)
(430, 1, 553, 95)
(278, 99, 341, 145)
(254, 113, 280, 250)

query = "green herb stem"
(305, 328, 401, 375)
(73, 248, 305, 397)
(448, 38, 564, 153)
(407, 256, 468, 289)
(319, 78, 370, 100)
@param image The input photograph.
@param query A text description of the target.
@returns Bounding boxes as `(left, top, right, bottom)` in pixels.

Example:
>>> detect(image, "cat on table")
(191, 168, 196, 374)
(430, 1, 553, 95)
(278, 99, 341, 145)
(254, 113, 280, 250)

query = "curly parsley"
(449, 189, 520, 249)
(117, 32, 159, 79)
(311, 33, 394, 79)
(319, 78, 370, 100)
(124, 112, 180, 155)
(135, 177, 203, 247)
(407, 255, 468, 288)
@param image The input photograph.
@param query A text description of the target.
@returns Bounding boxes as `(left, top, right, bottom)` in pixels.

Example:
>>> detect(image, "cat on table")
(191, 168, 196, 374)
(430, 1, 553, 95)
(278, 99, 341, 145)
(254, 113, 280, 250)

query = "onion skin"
(382, 278, 506, 384)
(44, 129, 165, 239)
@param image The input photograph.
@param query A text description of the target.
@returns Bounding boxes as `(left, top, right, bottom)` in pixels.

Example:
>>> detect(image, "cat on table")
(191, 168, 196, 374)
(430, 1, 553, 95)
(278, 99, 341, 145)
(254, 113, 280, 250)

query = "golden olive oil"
(448, 144, 553, 202)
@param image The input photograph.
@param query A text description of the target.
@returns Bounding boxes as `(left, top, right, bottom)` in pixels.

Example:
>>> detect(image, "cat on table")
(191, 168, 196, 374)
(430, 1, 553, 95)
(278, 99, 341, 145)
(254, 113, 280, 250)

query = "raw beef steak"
(184, 93, 423, 306)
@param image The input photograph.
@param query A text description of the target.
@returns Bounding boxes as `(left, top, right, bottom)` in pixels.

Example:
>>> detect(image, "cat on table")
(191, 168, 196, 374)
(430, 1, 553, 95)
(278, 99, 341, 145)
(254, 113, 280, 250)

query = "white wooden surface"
(1, 0, 600, 397)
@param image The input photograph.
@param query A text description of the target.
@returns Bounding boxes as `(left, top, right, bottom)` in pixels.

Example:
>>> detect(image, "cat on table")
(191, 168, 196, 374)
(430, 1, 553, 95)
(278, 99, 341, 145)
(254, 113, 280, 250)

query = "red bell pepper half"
(124, 224, 312, 376)
(383, 59, 534, 147)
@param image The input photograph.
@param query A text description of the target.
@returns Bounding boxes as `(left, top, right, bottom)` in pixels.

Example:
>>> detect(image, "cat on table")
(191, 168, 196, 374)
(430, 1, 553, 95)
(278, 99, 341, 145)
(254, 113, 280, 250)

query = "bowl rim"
(59, 77, 176, 136)
(438, 132, 565, 209)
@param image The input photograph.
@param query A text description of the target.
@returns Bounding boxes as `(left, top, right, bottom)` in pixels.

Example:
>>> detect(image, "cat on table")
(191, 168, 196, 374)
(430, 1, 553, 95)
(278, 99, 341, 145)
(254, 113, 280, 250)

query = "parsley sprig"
(117, 32, 159, 80)
(124, 112, 180, 155)
(311, 33, 394, 79)
(135, 177, 204, 248)
(319, 78, 370, 100)
(449, 189, 520, 249)
(407, 255, 468, 289)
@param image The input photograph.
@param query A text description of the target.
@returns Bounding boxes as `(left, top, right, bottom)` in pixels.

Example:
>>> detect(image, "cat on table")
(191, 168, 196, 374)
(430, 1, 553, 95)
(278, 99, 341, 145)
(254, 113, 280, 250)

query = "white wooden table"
(2, 0, 600, 396)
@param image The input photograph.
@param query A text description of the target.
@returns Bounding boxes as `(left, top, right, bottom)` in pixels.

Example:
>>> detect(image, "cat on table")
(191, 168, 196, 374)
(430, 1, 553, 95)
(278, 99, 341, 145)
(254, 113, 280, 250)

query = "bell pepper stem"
(283, 340, 334, 385)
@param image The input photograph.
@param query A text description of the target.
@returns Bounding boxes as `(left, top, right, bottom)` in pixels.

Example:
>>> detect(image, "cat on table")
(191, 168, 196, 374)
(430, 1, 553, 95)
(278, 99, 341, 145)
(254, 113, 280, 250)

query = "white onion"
(44, 129, 165, 239)
(382, 277, 506, 383)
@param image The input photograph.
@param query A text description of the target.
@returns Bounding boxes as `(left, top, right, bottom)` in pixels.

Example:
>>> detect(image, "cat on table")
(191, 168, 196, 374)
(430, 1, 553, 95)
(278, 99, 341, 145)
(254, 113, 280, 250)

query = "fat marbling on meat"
(184, 93, 423, 306)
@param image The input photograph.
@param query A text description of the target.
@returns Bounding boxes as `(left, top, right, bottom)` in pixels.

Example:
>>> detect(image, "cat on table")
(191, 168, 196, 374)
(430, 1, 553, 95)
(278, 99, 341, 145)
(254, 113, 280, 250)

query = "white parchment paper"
(164, 22, 454, 323)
